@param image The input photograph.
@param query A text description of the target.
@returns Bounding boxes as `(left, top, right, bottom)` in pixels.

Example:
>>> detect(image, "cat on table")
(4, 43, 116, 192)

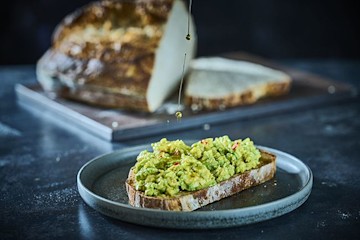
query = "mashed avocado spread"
(133, 136, 261, 197)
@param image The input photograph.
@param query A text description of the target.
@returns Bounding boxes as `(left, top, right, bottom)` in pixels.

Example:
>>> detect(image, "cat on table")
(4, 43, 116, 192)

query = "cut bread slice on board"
(125, 149, 276, 211)
(37, 0, 196, 112)
(184, 57, 291, 111)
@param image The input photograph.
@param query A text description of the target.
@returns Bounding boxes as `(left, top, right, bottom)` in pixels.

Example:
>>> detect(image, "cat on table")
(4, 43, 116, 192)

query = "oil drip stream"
(176, 0, 193, 121)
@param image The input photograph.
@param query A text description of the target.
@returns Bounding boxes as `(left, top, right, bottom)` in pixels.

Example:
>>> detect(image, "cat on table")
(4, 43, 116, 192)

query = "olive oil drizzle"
(176, 0, 193, 121)
(176, 53, 187, 121)
(186, 0, 193, 40)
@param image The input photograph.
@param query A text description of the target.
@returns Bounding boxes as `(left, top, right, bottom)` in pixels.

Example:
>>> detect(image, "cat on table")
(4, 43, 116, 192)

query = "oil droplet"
(203, 123, 210, 130)
(175, 111, 182, 119)
(112, 121, 119, 128)
(186, 0, 193, 41)
(328, 85, 336, 94)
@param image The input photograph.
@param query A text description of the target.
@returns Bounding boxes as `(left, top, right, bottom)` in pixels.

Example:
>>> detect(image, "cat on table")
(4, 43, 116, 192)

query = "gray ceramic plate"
(77, 144, 313, 229)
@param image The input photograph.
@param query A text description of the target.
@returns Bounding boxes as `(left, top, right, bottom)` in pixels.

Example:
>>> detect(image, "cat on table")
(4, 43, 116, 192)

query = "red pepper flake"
(173, 162, 180, 166)
(232, 142, 239, 151)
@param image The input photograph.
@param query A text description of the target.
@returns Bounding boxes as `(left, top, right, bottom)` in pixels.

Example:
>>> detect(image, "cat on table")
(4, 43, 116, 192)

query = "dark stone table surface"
(1, 60, 359, 239)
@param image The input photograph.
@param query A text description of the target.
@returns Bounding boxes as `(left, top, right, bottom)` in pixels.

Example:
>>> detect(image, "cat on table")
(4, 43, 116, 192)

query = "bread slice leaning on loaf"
(125, 149, 276, 211)
(185, 57, 291, 111)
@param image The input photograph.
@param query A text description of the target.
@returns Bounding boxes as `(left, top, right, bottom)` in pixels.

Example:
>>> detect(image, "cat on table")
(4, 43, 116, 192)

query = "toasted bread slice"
(125, 149, 276, 211)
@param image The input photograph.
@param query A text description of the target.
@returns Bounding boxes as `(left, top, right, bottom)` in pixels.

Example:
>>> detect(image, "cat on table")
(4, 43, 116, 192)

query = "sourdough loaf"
(185, 57, 291, 111)
(126, 149, 276, 211)
(37, 0, 196, 112)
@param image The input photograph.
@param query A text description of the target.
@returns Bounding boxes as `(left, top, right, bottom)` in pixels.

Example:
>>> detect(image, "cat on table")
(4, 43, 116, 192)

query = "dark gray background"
(1, 0, 359, 65)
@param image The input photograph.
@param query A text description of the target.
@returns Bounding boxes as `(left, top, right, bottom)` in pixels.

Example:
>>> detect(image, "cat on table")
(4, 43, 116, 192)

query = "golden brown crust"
(125, 149, 276, 211)
(58, 84, 150, 111)
(265, 80, 292, 96)
(39, 49, 150, 95)
(185, 80, 291, 111)
(52, 0, 173, 78)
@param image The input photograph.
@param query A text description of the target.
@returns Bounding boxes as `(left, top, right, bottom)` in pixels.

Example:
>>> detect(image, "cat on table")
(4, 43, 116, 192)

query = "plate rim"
(77, 144, 313, 225)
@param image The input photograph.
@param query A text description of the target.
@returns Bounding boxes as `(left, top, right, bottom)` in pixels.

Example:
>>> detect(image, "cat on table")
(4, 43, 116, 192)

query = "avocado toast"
(125, 136, 276, 211)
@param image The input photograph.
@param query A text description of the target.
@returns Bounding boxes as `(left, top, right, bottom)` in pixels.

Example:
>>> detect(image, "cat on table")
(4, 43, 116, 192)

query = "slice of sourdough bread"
(125, 149, 276, 211)
(185, 57, 291, 111)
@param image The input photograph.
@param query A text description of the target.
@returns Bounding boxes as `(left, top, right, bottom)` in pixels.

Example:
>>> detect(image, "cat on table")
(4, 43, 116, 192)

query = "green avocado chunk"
(132, 136, 261, 197)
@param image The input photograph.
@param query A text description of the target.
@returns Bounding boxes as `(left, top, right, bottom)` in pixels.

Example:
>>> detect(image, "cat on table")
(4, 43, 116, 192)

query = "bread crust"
(125, 150, 276, 211)
(37, 49, 152, 111)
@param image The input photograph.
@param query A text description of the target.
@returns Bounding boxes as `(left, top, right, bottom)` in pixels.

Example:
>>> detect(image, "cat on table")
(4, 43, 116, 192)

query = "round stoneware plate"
(77, 144, 313, 229)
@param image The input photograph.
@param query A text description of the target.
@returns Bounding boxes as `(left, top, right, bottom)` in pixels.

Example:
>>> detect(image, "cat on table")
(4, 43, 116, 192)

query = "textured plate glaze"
(77, 144, 313, 229)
